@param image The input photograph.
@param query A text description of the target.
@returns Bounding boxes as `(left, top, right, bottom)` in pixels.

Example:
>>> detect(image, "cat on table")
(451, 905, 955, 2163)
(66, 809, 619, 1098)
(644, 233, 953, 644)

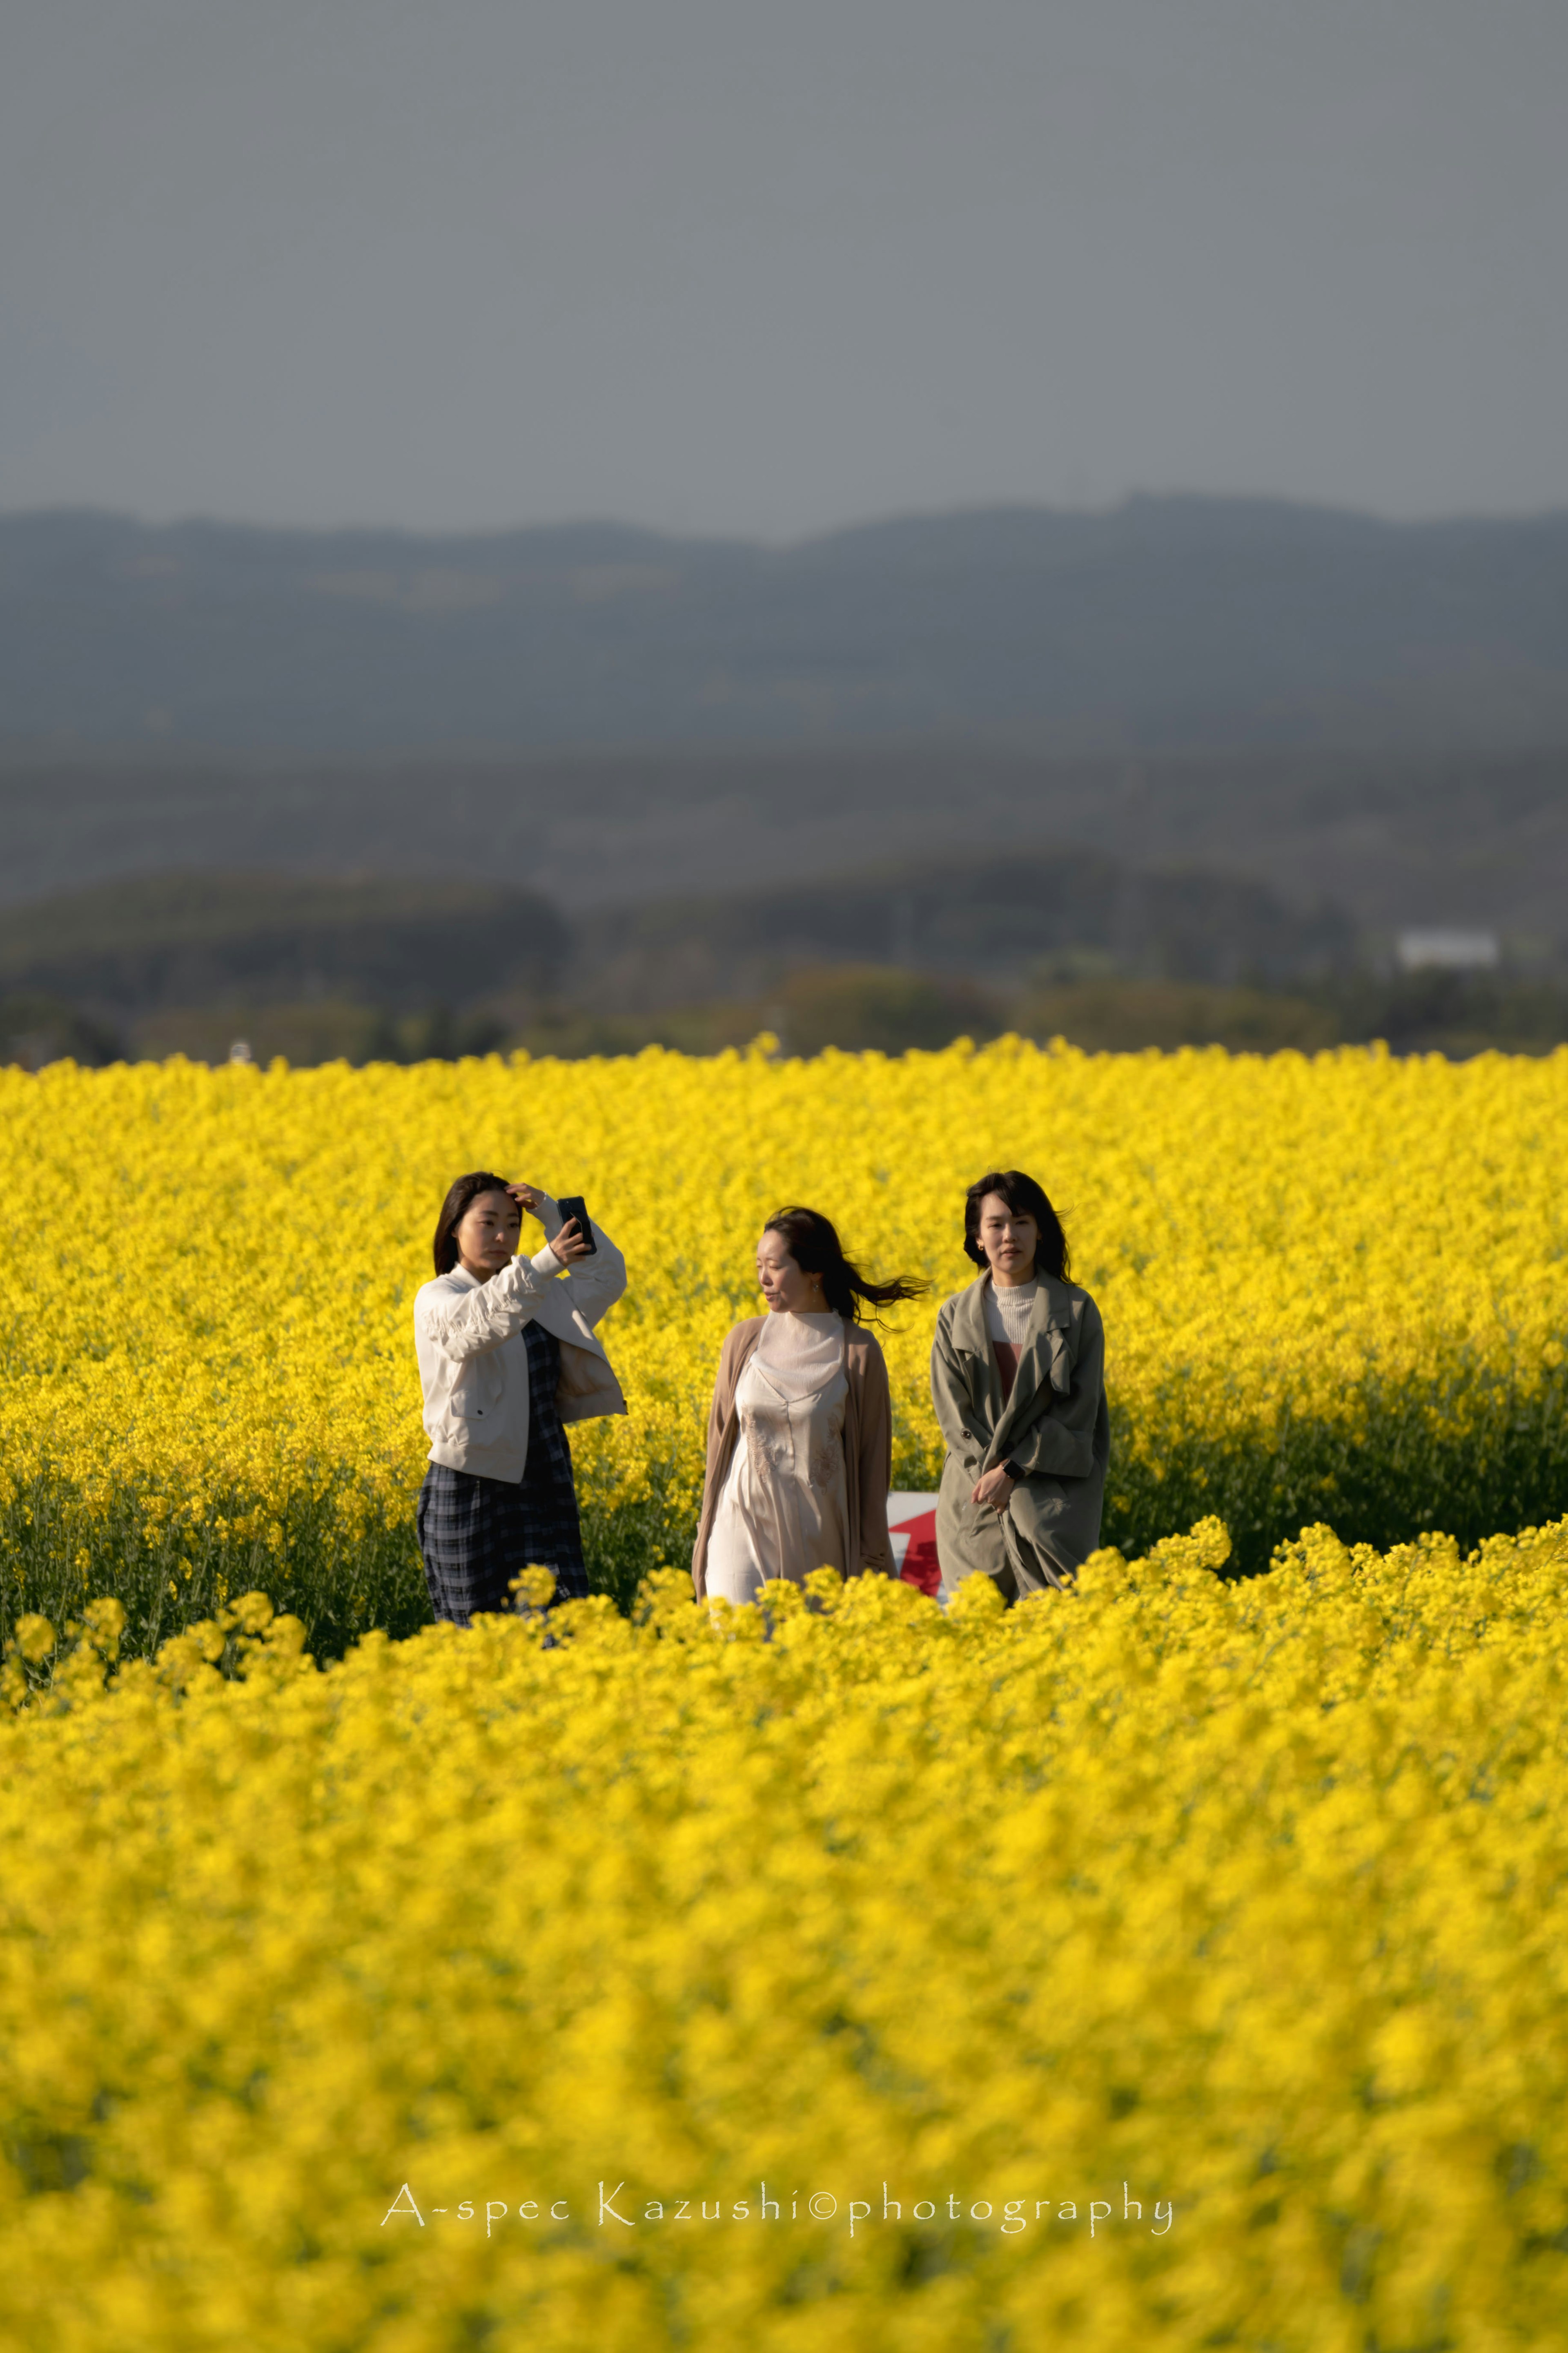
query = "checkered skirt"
(416, 1320, 589, 1625)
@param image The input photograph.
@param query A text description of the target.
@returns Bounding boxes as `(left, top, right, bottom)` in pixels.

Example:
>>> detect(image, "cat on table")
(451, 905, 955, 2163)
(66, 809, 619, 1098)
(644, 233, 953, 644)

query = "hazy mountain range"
(5, 497, 1568, 757)
(3, 495, 1566, 1071)
(2, 743, 1564, 947)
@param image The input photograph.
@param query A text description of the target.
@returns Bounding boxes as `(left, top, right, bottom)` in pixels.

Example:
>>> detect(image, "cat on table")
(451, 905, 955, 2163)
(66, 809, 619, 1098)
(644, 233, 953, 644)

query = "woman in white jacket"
(413, 1171, 627, 1624)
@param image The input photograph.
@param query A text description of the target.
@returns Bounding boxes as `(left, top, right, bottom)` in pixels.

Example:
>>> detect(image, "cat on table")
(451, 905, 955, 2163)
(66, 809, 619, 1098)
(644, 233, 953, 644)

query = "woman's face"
(454, 1189, 522, 1279)
(756, 1229, 827, 1314)
(976, 1191, 1039, 1282)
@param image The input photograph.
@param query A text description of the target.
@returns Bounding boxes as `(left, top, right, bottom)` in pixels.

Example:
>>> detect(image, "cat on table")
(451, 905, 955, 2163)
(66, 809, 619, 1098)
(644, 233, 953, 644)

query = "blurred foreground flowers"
(2, 1517, 1566, 2348)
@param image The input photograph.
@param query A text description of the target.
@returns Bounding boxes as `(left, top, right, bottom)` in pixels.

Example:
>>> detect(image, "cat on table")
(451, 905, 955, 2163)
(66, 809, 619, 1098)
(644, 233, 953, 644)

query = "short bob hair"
(963, 1169, 1070, 1280)
(432, 1170, 516, 1276)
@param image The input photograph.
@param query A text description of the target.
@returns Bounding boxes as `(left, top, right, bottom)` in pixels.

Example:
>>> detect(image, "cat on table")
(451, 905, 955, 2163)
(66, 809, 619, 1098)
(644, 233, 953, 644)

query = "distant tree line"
(2, 856, 1564, 1069)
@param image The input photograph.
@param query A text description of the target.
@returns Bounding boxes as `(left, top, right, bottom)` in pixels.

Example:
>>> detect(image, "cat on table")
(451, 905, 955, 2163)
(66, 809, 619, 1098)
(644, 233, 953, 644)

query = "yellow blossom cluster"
(2, 1519, 1566, 2348)
(1, 1040, 1566, 1648)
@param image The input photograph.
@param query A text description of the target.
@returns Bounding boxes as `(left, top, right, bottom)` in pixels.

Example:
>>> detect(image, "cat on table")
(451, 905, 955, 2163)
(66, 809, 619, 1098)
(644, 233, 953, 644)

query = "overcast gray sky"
(3, 0, 1565, 538)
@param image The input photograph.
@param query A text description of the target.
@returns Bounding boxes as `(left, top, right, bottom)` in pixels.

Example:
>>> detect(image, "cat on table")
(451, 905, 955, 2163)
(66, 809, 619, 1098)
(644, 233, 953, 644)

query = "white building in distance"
(1396, 929, 1501, 972)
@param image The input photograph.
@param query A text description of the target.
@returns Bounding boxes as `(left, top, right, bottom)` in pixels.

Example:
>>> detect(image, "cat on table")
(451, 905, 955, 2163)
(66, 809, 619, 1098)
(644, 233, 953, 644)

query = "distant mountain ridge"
(4, 497, 1568, 756)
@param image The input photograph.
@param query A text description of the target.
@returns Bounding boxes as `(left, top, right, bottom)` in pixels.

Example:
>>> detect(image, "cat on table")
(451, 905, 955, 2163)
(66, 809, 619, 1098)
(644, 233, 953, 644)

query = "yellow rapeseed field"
(4, 1043, 1568, 2345)
(2, 1039, 1567, 1646)
(3, 1518, 1567, 2348)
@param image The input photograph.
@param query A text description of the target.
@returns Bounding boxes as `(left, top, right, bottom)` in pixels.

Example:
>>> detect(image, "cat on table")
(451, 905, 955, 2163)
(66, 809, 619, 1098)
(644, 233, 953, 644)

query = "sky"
(3, 0, 1566, 540)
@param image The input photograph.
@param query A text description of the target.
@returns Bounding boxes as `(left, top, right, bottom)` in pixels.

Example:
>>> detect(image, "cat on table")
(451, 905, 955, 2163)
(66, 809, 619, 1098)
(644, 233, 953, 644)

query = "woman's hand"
(506, 1182, 590, 1267)
(971, 1465, 1014, 1514)
(548, 1218, 592, 1269)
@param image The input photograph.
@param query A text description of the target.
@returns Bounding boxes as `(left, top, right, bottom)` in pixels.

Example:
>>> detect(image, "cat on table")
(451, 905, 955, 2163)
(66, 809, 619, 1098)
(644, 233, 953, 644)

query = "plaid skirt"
(416, 1322, 589, 1626)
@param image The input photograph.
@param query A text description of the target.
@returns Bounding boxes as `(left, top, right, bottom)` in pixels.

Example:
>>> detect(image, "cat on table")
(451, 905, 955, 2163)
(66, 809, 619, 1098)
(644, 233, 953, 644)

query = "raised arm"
(416, 1245, 563, 1361)
(530, 1192, 628, 1327)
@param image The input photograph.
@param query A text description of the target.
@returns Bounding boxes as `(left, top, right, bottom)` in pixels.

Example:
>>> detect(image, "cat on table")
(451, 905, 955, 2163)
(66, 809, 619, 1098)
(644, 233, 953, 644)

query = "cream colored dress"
(704, 1311, 850, 1602)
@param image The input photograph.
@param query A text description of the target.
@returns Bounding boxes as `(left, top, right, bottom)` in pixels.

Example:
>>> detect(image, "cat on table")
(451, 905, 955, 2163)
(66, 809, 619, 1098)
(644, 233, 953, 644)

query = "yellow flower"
(2, 1517, 1566, 2344)
(2, 1041, 1567, 1651)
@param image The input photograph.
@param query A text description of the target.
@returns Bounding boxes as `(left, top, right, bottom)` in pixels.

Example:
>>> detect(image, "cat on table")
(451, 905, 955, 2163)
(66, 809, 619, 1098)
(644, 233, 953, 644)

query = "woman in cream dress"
(692, 1207, 925, 1602)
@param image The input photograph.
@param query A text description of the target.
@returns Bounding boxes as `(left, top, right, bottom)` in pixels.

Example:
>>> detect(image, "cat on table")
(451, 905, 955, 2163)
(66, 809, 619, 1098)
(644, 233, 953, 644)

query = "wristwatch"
(1001, 1459, 1023, 1483)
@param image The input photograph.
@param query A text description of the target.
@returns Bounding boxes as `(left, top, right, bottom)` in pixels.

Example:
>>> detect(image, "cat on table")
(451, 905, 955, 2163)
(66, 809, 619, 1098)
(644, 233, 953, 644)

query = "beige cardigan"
(690, 1315, 895, 1599)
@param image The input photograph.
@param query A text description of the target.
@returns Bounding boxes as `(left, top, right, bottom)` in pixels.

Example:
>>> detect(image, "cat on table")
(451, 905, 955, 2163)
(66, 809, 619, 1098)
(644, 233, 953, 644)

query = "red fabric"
(894, 1509, 942, 1597)
(993, 1338, 1019, 1401)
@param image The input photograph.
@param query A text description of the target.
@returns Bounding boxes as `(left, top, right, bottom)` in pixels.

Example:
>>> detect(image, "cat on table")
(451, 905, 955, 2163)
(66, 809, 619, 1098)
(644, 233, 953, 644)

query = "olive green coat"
(930, 1272, 1110, 1596)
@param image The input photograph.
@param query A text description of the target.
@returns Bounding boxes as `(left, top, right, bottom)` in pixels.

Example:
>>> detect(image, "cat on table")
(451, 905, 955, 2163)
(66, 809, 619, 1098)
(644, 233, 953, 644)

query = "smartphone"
(554, 1194, 597, 1256)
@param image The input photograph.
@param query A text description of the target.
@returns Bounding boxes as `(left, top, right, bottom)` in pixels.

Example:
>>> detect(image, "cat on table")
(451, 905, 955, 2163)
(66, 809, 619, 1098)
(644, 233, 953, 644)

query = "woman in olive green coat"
(930, 1169, 1109, 1601)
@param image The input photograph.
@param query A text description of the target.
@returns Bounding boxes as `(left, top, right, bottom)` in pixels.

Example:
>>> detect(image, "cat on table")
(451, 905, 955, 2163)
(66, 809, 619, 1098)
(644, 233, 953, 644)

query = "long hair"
(433, 1170, 514, 1276)
(962, 1169, 1070, 1280)
(762, 1206, 927, 1324)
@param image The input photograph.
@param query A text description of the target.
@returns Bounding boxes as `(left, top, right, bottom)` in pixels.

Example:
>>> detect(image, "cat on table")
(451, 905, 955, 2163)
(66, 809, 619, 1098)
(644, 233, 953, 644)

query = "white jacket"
(413, 1194, 628, 1482)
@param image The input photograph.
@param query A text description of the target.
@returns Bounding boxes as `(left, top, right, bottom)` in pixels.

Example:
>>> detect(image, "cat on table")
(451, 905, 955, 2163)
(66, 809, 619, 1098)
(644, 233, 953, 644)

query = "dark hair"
(762, 1206, 927, 1324)
(433, 1171, 516, 1276)
(963, 1170, 1070, 1280)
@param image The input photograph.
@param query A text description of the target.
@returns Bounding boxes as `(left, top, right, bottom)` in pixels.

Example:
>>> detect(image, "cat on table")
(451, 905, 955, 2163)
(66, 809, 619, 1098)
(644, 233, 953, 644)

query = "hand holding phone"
(553, 1194, 597, 1259)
